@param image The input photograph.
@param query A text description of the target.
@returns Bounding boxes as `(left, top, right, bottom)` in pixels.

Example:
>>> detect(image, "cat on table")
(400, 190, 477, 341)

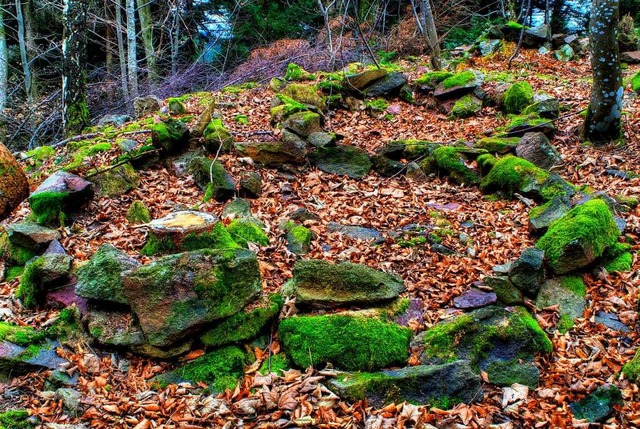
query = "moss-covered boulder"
(309, 145, 372, 179)
(5, 221, 60, 252)
(307, 131, 337, 148)
(150, 346, 247, 393)
(203, 161, 236, 202)
(632, 71, 640, 94)
(328, 361, 482, 408)
(150, 118, 190, 155)
(522, 95, 560, 119)
(282, 83, 325, 111)
(505, 114, 555, 138)
(270, 94, 313, 124)
(570, 384, 622, 423)
(449, 95, 483, 119)
(0, 409, 34, 428)
(536, 199, 620, 274)
(286, 225, 312, 255)
(415, 71, 453, 89)
(362, 72, 409, 98)
(432, 146, 480, 185)
(126, 200, 151, 224)
(91, 163, 140, 197)
(200, 294, 283, 347)
(282, 259, 405, 308)
(284, 63, 314, 81)
(414, 306, 551, 386)
(283, 111, 323, 137)
(536, 276, 586, 333)
(0, 232, 37, 267)
(503, 81, 534, 114)
(279, 313, 411, 371)
(0, 142, 29, 222)
(122, 249, 261, 347)
(484, 276, 523, 305)
(75, 244, 139, 305)
(473, 137, 520, 154)
(480, 155, 550, 198)
(167, 97, 186, 115)
(603, 242, 633, 273)
(234, 138, 307, 167)
(16, 253, 73, 309)
(203, 118, 234, 154)
(433, 70, 484, 99)
(29, 170, 94, 226)
(226, 218, 269, 247)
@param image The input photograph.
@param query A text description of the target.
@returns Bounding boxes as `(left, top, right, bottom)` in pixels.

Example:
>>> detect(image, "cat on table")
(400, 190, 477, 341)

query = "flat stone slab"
(327, 222, 382, 240)
(454, 289, 497, 309)
(149, 211, 219, 235)
(6, 221, 61, 250)
(595, 311, 629, 332)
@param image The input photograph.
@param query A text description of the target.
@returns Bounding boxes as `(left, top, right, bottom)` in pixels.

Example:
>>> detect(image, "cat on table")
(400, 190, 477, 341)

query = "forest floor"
(2, 47, 640, 428)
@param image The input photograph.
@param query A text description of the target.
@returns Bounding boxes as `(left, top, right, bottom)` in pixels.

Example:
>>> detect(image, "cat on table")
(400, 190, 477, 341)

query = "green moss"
(450, 95, 482, 119)
(557, 314, 575, 333)
(167, 98, 187, 114)
(480, 155, 549, 197)
(181, 223, 241, 255)
(94, 163, 139, 197)
(366, 98, 390, 112)
(126, 201, 151, 224)
(259, 353, 290, 375)
(286, 225, 312, 254)
(397, 236, 427, 248)
(279, 314, 412, 371)
(503, 81, 534, 114)
(234, 114, 249, 125)
(222, 82, 258, 94)
(204, 118, 234, 153)
(536, 200, 620, 272)
(1, 234, 37, 266)
(507, 114, 550, 129)
(477, 153, 497, 174)
(65, 100, 90, 136)
(64, 142, 112, 171)
(604, 252, 633, 272)
(201, 294, 283, 347)
(283, 83, 324, 110)
(284, 63, 314, 81)
(140, 233, 176, 256)
(474, 137, 520, 154)
(29, 191, 68, 226)
(0, 409, 33, 429)
(25, 146, 55, 171)
(486, 359, 539, 388)
(226, 219, 269, 247)
(5, 266, 25, 281)
(270, 94, 309, 123)
(441, 71, 476, 89)
(623, 348, 640, 383)
(415, 71, 453, 87)
(0, 322, 46, 346)
(150, 118, 189, 154)
(558, 275, 586, 297)
(631, 71, 640, 94)
(432, 146, 480, 185)
(15, 257, 45, 309)
(506, 21, 524, 29)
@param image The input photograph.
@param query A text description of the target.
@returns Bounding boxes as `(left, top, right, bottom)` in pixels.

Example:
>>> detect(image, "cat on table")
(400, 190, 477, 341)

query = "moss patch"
(632, 71, 640, 94)
(226, 219, 269, 247)
(259, 353, 290, 375)
(204, 118, 234, 153)
(284, 63, 315, 81)
(432, 146, 480, 185)
(442, 71, 476, 89)
(29, 191, 69, 226)
(415, 71, 453, 87)
(474, 137, 520, 154)
(126, 201, 151, 224)
(623, 348, 640, 383)
(0, 322, 46, 346)
(283, 83, 324, 111)
(15, 257, 46, 309)
(480, 155, 549, 197)
(503, 81, 534, 114)
(450, 95, 482, 119)
(0, 409, 33, 429)
(140, 233, 177, 256)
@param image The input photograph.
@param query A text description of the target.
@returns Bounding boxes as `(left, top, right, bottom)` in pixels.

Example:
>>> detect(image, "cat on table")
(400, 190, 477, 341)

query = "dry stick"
(508, 0, 532, 69)
(84, 148, 161, 178)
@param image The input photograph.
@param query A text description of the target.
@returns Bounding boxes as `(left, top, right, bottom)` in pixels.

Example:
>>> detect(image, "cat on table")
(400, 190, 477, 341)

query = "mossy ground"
(284, 63, 315, 81)
(259, 353, 290, 375)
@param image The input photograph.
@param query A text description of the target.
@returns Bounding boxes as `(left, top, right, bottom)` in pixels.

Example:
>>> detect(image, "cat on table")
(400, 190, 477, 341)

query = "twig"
(83, 148, 161, 178)
(52, 132, 104, 148)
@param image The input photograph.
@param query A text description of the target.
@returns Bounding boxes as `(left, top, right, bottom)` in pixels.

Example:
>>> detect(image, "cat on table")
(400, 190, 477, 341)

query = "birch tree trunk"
(16, 0, 34, 103)
(62, 0, 90, 136)
(115, 0, 130, 101)
(0, 6, 7, 141)
(137, 0, 157, 84)
(410, 0, 441, 70)
(582, 0, 623, 145)
(126, 0, 139, 99)
(170, 0, 181, 75)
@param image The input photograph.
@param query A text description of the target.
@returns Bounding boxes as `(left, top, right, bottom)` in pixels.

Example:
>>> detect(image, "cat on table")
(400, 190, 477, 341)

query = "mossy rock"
(75, 244, 140, 305)
(282, 83, 325, 111)
(5, 221, 60, 252)
(189, 160, 235, 202)
(434, 71, 483, 99)
(85, 306, 145, 347)
(29, 171, 94, 226)
(150, 118, 190, 155)
(0, 143, 29, 221)
(239, 171, 262, 198)
(0, 409, 34, 429)
(269, 94, 311, 124)
(536, 199, 620, 274)
(505, 114, 555, 138)
(168, 98, 187, 115)
(483, 276, 523, 305)
(449, 95, 483, 119)
(415, 305, 552, 370)
(503, 82, 534, 114)
(623, 348, 640, 383)
(278, 313, 411, 371)
(226, 218, 269, 247)
(91, 163, 140, 197)
(536, 277, 586, 332)
(474, 137, 520, 154)
(282, 259, 405, 308)
(284, 63, 315, 81)
(286, 225, 312, 255)
(0, 232, 37, 267)
(570, 384, 622, 423)
(151, 346, 247, 393)
(632, 71, 640, 94)
(344, 69, 387, 91)
(122, 249, 261, 347)
(283, 111, 323, 137)
(480, 155, 549, 198)
(432, 146, 480, 186)
(200, 294, 283, 347)
(16, 253, 72, 309)
(309, 145, 372, 179)
(126, 200, 151, 224)
(528, 195, 571, 235)
(328, 361, 482, 408)
(203, 118, 234, 154)
(486, 359, 539, 388)
(0, 322, 67, 378)
(234, 138, 307, 167)
(415, 71, 453, 89)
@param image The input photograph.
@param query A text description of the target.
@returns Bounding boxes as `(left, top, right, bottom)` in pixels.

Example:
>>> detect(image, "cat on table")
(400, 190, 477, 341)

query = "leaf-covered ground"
(2, 47, 640, 428)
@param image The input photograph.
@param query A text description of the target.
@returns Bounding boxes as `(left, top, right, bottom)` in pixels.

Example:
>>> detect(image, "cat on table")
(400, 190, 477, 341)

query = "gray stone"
(595, 311, 629, 332)
(478, 39, 502, 56)
(509, 247, 545, 298)
(536, 277, 586, 320)
(310, 145, 372, 179)
(29, 171, 95, 225)
(97, 114, 132, 127)
(431, 243, 456, 255)
(484, 276, 523, 305)
(405, 162, 428, 181)
(239, 171, 262, 198)
(453, 289, 497, 309)
(117, 139, 138, 152)
(328, 361, 482, 408)
(55, 388, 82, 415)
(282, 259, 405, 308)
(371, 155, 405, 177)
(621, 51, 640, 64)
(516, 132, 563, 170)
(222, 199, 252, 219)
(289, 208, 320, 223)
(570, 384, 622, 423)
(327, 222, 381, 240)
(529, 195, 571, 235)
(344, 69, 388, 91)
(307, 132, 337, 148)
(234, 138, 307, 166)
(85, 306, 145, 347)
(362, 72, 409, 97)
(133, 95, 162, 118)
(6, 221, 61, 251)
(527, 95, 560, 119)
(0, 339, 67, 377)
(44, 240, 66, 255)
(522, 25, 549, 48)
(76, 244, 140, 305)
(555, 44, 574, 61)
(283, 111, 322, 137)
(434, 71, 484, 99)
(486, 360, 539, 388)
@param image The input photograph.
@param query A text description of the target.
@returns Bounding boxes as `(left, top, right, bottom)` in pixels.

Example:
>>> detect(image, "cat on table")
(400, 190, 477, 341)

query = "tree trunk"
(0, 142, 30, 221)
(410, 0, 441, 70)
(115, 0, 130, 101)
(0, 6, 7, 141)
(582, 0, 623, 145)
(62, 0, 90, 136)
(137, 0, 157, 84)
(16, 0, 33, 103)
(126, 0, 139, 99)
(170, 0, 181, 75)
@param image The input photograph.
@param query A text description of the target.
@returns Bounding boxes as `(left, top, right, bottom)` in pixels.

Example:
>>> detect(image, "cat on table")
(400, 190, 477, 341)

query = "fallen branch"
(83, 148, 161, 179)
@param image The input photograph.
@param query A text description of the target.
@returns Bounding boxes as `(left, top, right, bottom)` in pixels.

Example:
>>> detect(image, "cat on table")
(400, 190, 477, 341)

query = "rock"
(283, 111, 322, 137)
(84, 306, 145, 347)
(326, 222, 382, 241)
(508, 247, 545, 298)
(29, 170, 94, 226)
(16, 253, 73, 308)
(55, 388, 82, 415)
(75, 244, 140, 305)
(484, 276, 523, 305)
(515, 132, 562, 170)
(480, 155, 550, 198)
(5, 221, 61, 251)
(289, 208, 320, 223)
(522, 25, 549, 48)
(621, 51, 640, 63)
(150, 118, 190, 155)
(286, 225, 312, 255)
(200, 294, 283, 347)
(169, 149, 204, 177)
(117, 139, 138, 152)
(344, 69, 388, 91)
(474, 137, 520, 154)
(405, 162, 428, 181)
(226, 218, 269, 247)
(371, 155, 405, 177)
(187, 156, 234, 196)
(523, 95, 560, 119)
(281, 259, 405, 308)
(132, 341, 193, 359)
(279, 313, 411, 371)
(222, 199, 252, 219)
(329, 361, 482, 408)
(239, 171, 262, 198)
(536, 199, 619, 274)
(204, 118, 234, 153)
(167, 98, 186, 115)
(486, 360, 539, 388)
(529, 195, 571, 235)
(0, 337, 67, 377)
(449, 95, 482, 119)
(126, 200, 151, 224)
(453, 289, 497, 309)
(97, 114, 131, 127)
(204, 161, 236, 202)
(595, 311, 629, 332)
(506, 116, 555, 138)
(362, 72, 409, 97)
(45, 240, 66, 255)
(149, 210, 218, 238)
(536, 276, 586, 329)
(234, 138, 307, 166)
(307, 132, 337, 148)
(555, 44, 574, 61)
(570, 384, 622, 423)
(122, 249, 261, 347)
(91, 163, 140, 197)
(133, 95, 162, 118)
(432, 243, 456, 255)
(433, 70, 484, 99)
(309, 145, 372, 179)
(431, 146, 480, 186)
(478, 39, 502, 56)
(503, 82, 534, 114)
(150, 346, 246, 392)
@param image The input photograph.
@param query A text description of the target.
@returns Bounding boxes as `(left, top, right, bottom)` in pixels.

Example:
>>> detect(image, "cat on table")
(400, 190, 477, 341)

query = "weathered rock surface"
(0, 142, 29, 222)
(133, 95, 162, 118)
(234, 139, 307, 166)
(5, 221, 61, 251)
(309, 145, 372, 179)
(29, 171, 94, 226)
(515, 132, 562, 170)
(362, 72, 409, 97)
(508, 247, 545, 298)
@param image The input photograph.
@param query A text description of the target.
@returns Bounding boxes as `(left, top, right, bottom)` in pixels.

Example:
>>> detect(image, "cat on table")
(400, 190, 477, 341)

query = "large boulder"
(515, 132, 562, 170)
(75, 244, 140, 305)
(282, 259, 405, 308)
(309, 145, 372, 179)
(536, 199, 620, 274)
(328, 361, 482, 408)
(29, 171, 94, 226)
(362, 72, 409, 97)
(0, 143, 29, 221)
(122, 249, 261, 347)
(234, 138, 307, 166)
(503, 82, 534, 114)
